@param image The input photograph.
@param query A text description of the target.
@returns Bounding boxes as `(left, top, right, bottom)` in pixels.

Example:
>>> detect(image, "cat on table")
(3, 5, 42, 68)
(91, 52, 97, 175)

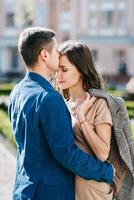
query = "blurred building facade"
(57, 0, 134, 78)
(0, 0, 134, 81)
(0, 0, 50, 80)
(0, 0, 22, 80)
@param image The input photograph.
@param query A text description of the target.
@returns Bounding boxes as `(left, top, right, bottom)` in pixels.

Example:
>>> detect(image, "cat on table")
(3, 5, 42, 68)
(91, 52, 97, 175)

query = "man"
(8, 27, 113, 200)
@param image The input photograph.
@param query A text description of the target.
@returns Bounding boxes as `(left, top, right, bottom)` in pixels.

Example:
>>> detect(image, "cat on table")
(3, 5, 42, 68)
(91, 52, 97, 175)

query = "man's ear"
(40, 48, 49, 61)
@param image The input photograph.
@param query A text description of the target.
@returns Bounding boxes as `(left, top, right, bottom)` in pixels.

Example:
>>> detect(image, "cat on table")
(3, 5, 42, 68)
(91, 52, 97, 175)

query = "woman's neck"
(69, 86, 88, 104)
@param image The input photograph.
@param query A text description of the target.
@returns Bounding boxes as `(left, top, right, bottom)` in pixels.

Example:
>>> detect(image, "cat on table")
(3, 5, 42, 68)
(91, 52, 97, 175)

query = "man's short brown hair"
(18, 27, 56, 66)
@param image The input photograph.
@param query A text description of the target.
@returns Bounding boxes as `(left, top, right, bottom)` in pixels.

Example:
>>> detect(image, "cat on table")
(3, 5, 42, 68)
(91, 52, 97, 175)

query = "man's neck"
(28, 64, 51, 81)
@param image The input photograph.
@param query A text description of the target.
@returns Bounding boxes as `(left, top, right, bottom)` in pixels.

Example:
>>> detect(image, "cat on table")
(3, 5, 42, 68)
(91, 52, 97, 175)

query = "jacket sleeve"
(39, 92, 113, 183)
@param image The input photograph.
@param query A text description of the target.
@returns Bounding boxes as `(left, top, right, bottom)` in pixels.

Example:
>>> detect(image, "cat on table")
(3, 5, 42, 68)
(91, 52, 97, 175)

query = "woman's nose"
(56, 70, 62, 79)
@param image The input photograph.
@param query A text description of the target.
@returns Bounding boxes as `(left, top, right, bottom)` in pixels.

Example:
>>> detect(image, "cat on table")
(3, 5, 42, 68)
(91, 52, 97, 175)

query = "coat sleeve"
(39, 92, 113, 183)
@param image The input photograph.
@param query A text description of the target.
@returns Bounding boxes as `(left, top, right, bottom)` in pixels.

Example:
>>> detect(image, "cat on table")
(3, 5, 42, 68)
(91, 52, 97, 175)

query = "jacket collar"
(89, 88, 120, 113)
(24, 72, 53, 90)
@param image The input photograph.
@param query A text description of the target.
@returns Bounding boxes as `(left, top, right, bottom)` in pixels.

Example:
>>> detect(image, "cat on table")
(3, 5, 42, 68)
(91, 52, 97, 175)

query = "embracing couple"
(8, 27, 126, 200)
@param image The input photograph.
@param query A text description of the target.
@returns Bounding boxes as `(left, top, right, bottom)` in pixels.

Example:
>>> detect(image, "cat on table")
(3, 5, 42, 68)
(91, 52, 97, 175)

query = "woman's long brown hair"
(57, 40, 105, 100)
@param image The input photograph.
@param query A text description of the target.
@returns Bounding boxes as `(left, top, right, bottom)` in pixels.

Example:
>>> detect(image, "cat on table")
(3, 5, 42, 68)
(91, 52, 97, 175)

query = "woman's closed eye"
(60, 66, 68, 72)
(62, 68, 68, 72)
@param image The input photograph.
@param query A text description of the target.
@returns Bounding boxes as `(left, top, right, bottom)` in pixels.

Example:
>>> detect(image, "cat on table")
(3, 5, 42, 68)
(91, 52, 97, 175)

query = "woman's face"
(56, 55, 82, 90)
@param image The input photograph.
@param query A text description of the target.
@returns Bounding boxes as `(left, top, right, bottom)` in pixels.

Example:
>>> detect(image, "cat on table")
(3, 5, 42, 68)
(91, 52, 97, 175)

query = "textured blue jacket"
(8, 72, 113, 200)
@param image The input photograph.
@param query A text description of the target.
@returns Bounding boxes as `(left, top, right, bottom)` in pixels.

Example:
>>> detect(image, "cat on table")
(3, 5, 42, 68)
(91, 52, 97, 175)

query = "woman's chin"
(60, 87, 67, 90)
(59, 85, 68, 90)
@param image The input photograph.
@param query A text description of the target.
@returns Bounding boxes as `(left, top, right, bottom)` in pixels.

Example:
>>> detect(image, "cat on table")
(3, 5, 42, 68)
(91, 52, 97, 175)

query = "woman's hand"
(76, 93, 97, 122)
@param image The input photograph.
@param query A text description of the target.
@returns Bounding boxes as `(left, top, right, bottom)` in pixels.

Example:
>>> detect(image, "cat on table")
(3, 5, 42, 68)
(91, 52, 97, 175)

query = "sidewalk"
(0, 135, 16, 200)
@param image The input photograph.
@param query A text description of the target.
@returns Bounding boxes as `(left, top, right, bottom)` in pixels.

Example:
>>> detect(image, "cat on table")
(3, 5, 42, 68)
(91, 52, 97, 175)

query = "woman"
(56, 40, 121, 200)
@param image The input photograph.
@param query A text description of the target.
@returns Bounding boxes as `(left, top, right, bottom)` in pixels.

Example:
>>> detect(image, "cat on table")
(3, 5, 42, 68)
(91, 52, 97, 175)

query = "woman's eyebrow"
(59, 65, 68, 68)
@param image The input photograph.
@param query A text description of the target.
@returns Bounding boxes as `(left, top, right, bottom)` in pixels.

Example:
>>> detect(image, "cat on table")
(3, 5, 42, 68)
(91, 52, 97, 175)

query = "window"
(89, 11, 97, 29)
(115, 50, 128, 75)
(100, 3, 114, 30)
(91, 49, 98, 61)
(88, 3, 97, 30)
(61, 0, 70, 10)
(23, 12, 33, 26)
(62, 33, 70, 41)
(10, 48, 18, 69)
(118, 10, 125, 29)
(6, 12, 15, 27)
(101, 10, 114, 29)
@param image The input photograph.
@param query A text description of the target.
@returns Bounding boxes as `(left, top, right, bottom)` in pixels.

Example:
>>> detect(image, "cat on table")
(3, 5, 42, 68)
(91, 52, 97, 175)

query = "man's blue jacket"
(8, 72, 113, 200)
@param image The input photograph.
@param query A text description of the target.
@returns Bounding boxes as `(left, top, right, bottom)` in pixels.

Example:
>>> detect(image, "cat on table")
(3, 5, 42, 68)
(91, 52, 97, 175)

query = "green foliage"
(0, 82, 15, 95)
(126, 101, 134, 119)
(128, 110, 134, 119)
(0, 95, 9, 112)
(131, 124, 134, 137)
(107, 88, 126, 97)
(108, 89, 134, 119)
(0, 102, 8, 112)
(0, 109, 16, 146)
(126, 101, 134, 108)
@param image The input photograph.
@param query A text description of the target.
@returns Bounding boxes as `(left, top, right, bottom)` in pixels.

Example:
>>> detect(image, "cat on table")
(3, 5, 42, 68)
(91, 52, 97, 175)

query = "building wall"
(69, 0, 134, 76)
(0, 0, 47, 77)
(0, 0, 134, 78)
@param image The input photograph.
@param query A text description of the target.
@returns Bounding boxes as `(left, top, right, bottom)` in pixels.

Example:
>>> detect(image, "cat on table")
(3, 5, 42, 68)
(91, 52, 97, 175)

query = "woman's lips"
(58, 81, 65, 84)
